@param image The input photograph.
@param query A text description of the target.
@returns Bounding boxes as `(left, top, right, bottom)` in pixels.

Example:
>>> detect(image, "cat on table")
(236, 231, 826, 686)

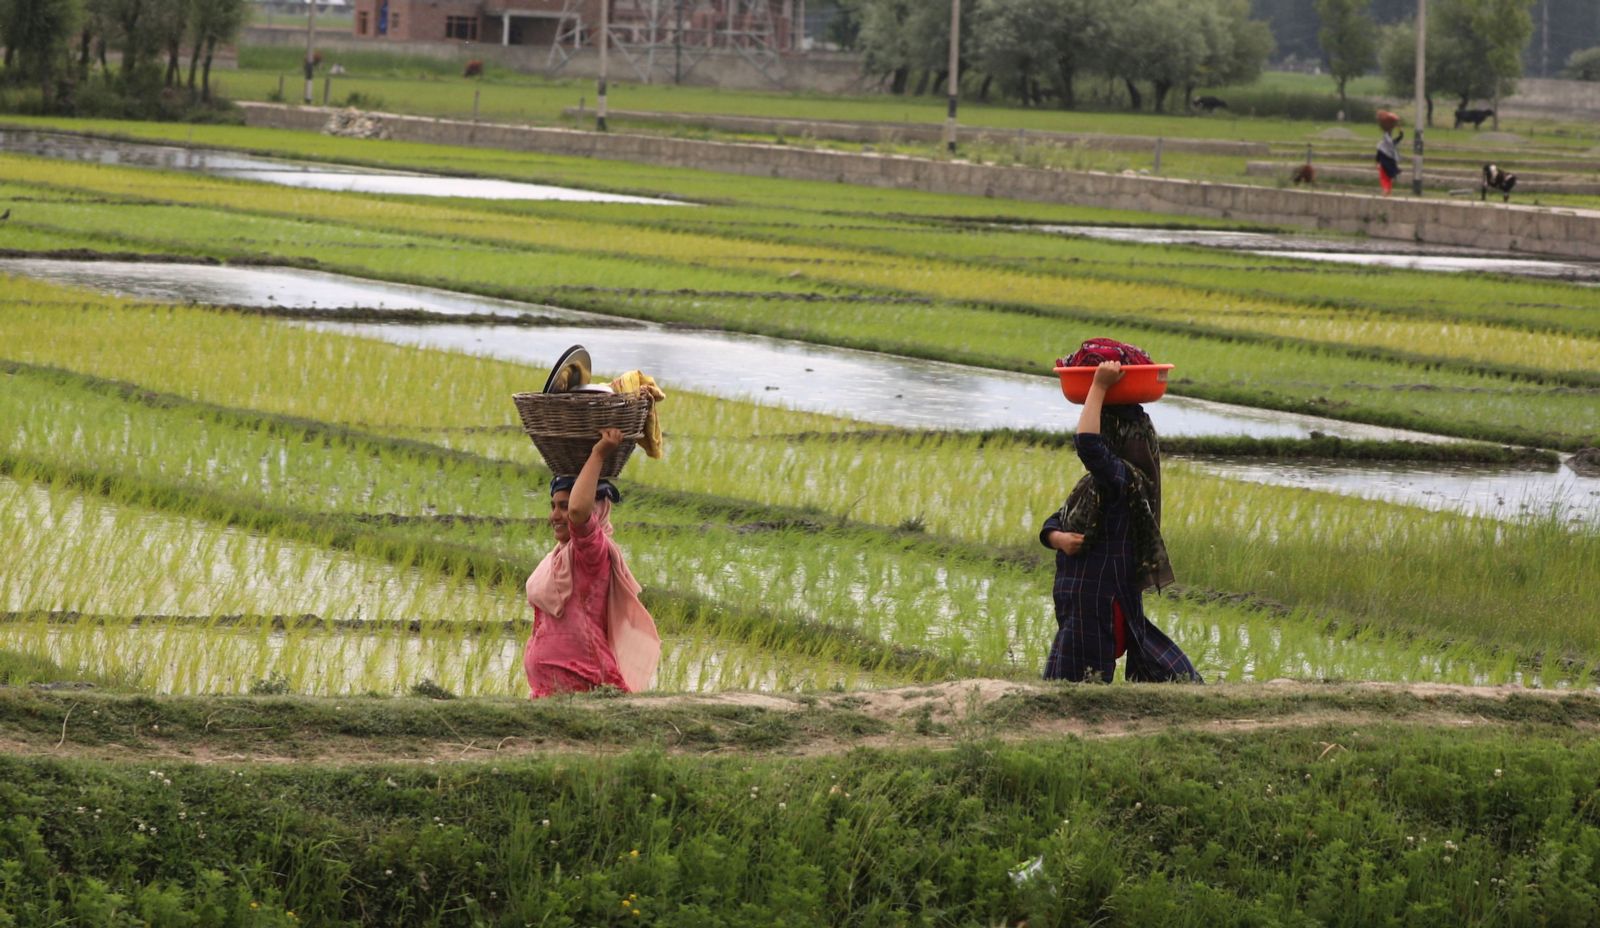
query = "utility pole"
(1541, 0, 1549, 77)
(303, 0, 317, 104)
(597, 0, 609, 130)
(1411, 0, 1425, 197)
(943, 0, 960, 153)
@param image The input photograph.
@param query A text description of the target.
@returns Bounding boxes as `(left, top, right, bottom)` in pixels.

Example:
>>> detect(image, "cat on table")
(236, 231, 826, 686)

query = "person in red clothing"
(524, 428, 660, 698)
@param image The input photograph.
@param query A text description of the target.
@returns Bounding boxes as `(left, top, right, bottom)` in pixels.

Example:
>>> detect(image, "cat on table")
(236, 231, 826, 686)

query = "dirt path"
(5, 679, 1594, 768)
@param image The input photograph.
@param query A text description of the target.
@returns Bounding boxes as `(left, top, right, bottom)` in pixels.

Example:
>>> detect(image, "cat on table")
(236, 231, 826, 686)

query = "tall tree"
(149, 0, 184, 86)
(971, 0, 1055, 105)
(1, 0, 80, 102)
(1188, 0, 1274, 108)
(1432, 0, 1533, 115)
(855, 0, 916, 92)
(185, 0, 238, 100)
(106, 0, 157, 79)
(1315, 0, 1377, 110)
(1380, 20, 1445, 124)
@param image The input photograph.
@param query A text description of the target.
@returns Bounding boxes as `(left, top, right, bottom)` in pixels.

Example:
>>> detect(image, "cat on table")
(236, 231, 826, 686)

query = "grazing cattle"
(1482, 163, 1517, 202)
(1192, 95, 1228, 114)
(1291, 164, 1316, 185)
(463, 60, 484, 78)
(1454, 107, 1494, 129)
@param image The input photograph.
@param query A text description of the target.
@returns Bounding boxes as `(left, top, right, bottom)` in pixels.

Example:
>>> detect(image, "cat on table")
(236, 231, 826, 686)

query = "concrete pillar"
(503, 13, 511, 45)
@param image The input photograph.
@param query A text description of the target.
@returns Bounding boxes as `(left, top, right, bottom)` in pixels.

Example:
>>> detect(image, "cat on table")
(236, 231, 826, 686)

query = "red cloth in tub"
(1057, 338, 1154, 369)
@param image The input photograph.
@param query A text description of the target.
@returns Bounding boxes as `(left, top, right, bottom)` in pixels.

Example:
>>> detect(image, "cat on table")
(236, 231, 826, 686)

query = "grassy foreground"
(3, 683, 1600, 926)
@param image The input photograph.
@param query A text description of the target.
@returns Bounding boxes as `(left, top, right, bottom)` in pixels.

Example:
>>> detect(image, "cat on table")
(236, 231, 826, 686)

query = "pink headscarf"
(526, 499, 661, 692)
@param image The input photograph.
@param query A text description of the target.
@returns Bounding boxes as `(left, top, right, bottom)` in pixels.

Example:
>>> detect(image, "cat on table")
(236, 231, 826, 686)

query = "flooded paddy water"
(1032, 225, 1600, 282)
(0, 128, 685, 204)
(5, 257, 1595, 524)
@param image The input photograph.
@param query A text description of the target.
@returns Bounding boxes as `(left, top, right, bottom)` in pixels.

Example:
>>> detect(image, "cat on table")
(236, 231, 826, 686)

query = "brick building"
(349, 0, 798, 51)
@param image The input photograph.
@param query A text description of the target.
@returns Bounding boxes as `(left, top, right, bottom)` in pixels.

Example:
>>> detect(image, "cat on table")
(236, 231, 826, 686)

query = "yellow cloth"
(608, 370, 666, 459)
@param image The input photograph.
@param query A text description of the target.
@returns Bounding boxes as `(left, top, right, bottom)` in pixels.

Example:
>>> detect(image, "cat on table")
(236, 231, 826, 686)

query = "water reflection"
(6, 257, 1594, 522)
(1190, 457, 1599, 526)
(1034, 224, 1600, 282)
(0, 128, 684, 204)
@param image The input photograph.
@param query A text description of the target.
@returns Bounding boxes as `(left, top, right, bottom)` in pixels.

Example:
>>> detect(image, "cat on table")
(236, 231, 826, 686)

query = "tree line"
(1314, 0, 1557, 125)
(845, 0, 1274, 111)
(0, 0, 244, 112)
(1254, 0, 1600, 79)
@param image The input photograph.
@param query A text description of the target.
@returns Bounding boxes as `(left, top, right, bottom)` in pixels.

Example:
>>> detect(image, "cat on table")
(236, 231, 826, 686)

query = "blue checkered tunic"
(1039, 433, 1202, 684)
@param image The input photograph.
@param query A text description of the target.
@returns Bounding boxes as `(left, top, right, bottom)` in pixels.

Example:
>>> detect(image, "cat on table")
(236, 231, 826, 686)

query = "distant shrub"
(340, 90, 385, 110)
(1564, 46, 1600, 82)
(409, 678, 456, 699)
(249, 672, 292, 695)
(1194, 86, 1379, 122)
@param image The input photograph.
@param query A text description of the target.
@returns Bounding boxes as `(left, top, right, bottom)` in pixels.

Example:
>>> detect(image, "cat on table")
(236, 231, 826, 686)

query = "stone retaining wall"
(240, 102, 1600, 260)
(1244, 161, 1600, 196)
(559, 107, 1270, 156)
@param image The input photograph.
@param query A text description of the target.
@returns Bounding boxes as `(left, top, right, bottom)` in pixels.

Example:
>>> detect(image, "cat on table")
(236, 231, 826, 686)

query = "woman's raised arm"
(568, 427, 623, 528)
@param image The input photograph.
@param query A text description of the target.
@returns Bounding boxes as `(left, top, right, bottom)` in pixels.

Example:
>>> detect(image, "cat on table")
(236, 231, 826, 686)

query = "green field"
(1, 116, 1597, 923)
(214, 52, 1600, 207)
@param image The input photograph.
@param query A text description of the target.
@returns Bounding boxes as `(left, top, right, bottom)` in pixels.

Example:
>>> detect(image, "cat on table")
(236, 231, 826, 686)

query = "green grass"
(219, 55, 1600, 148)
(6, 714, 1600, 924)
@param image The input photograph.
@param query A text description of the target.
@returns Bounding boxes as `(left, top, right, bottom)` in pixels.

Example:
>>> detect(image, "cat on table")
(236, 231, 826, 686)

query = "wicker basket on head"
(512, 390, 651, 478)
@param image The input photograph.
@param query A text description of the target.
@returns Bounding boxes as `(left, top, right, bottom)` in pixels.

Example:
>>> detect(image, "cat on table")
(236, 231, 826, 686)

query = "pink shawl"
(525, 499, 661, 692)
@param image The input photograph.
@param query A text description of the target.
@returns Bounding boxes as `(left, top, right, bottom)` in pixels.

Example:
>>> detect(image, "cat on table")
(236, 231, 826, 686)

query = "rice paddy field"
(1, 112, 1598, 924)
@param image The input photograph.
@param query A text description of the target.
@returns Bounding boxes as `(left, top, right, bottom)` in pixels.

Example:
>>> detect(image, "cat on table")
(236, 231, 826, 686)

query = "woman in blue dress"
(1040, 350, 1201, 684)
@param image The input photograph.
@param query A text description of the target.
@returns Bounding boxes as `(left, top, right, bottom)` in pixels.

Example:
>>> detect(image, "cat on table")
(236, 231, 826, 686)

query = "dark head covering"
(550, 475, 622, 504)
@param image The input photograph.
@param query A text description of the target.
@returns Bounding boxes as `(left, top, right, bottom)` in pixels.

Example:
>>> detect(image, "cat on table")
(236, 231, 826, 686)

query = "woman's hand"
(570, 428, 624, 528)
(1048, 531, 1084, 555)
(592, 427, 624, 458)
(1091, 360, 1124, 390)
(1078, 361, 1122, 436)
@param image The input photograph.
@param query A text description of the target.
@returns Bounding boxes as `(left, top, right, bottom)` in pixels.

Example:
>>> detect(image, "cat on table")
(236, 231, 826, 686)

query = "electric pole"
(303, 0, 317, 104)
(597, 0, 610, 130)
(943, 0, 960, 153)
(1411, 0, 1425, 197)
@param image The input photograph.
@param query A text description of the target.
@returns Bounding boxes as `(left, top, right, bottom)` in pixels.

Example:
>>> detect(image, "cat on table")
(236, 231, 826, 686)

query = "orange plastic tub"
(1055, 364, 1175, 405)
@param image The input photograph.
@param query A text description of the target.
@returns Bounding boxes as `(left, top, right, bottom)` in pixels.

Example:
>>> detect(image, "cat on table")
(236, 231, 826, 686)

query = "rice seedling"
(4, 346, 1591, 689)
(5, 150, 1596, 446)
(6, 152, 1595, 385)
(0, 475, 907, 694)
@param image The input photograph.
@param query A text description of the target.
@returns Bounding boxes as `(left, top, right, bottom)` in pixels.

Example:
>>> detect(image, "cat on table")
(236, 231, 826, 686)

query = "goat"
(1454, 107, 1494, 129)
(1192, 95, 1227, 114)
(1291, 164, 1315, 185)
(1482, 164, 1517, 202)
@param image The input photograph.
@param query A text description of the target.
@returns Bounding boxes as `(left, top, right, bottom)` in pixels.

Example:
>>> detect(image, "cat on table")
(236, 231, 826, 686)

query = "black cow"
(1193, 95, 1228, 114)
(1454, 107, 1494, 129)
(1482, 164, 1517, 202)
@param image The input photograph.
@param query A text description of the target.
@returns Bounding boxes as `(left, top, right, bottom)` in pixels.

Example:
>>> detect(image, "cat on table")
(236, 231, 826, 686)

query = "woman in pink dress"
(524, 428, 660, 698)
